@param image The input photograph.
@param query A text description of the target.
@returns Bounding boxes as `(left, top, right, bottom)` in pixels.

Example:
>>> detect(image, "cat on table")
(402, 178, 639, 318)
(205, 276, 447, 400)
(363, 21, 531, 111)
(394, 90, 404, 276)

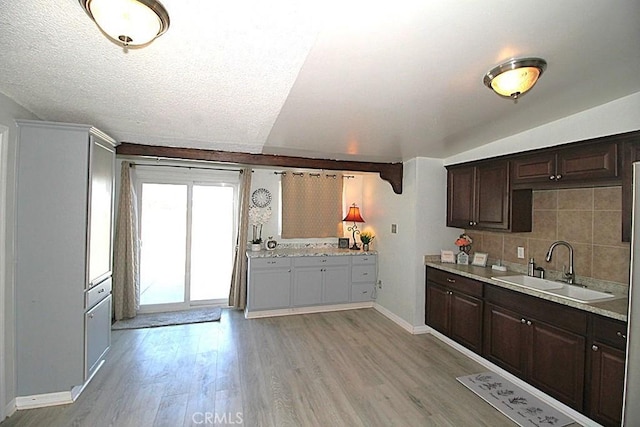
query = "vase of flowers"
(454, 234, 472, 264)
(454, 234, 473, 254)
(360, 231, 375, 252)
(249, 206, 272, 251)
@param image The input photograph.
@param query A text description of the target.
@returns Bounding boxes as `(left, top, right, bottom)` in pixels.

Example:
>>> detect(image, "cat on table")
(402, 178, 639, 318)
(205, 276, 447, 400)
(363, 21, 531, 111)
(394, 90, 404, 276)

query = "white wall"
(363, 158, 460, 327)
(249, 168, 366, 244)
(445, 91, 640, 165)
(0, 93, 39, 415)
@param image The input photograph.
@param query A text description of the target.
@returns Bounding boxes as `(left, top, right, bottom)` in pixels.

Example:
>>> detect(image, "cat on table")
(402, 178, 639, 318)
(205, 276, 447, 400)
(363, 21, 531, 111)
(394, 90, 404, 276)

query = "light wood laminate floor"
(2, 308, 533, 426)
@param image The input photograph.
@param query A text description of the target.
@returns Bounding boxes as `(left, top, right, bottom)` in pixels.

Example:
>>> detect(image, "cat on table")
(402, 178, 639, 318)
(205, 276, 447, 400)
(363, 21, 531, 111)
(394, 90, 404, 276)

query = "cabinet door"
(426, 282, 450, 335)
(250, 269, 291, 310)
(483, 303, 527, 377)
(475, 161, 510, 230)
(293, 268, 323, 306)
(450, 292, 483, 353)
(511, 152, 557, 184)
(88, 137, 115, 286)
(589, 342, 625, 427)
(527, 319, 585, 411)
(558, 142, 618, 182)
(85, 294, 111, 379)
(446, 166, 475, 228)
(323, 265, 350, 304)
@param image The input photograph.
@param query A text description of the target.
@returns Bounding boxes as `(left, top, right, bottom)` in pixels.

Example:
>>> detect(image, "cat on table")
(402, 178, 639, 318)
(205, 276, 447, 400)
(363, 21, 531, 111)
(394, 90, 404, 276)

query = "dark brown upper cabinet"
(511, 140, 620, 188)
(447, 159, 532, 232)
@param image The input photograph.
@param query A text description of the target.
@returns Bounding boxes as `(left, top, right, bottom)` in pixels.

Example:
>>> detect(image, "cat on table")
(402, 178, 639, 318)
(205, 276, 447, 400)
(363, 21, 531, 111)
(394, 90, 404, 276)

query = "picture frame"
(472, 252, 489, 267)
(338, 238, 350, 249)
(440, 250, 456, 264)
(457, 251, 469, 265)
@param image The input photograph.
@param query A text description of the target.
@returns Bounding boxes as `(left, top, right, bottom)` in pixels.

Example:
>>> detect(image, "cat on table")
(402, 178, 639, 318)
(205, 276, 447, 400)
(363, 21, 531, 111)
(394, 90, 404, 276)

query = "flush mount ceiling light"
(79, 0, 170, 48)
(483, 58, 547, 100)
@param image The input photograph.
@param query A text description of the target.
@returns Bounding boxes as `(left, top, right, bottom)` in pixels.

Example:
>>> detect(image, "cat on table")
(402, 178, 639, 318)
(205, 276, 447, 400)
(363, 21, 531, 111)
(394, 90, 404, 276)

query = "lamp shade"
(79, 0, 170, 47)
(484, 58, 547, 99)
(343, 205, 365, 223)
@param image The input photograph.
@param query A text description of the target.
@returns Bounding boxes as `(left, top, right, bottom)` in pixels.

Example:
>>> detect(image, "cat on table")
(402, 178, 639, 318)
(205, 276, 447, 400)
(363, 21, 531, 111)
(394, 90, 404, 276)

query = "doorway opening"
(135, 166, 238, 313)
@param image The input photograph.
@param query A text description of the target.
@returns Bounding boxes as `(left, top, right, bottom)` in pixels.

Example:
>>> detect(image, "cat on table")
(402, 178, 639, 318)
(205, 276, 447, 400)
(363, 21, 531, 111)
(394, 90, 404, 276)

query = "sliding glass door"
(136, 166, 238, 312)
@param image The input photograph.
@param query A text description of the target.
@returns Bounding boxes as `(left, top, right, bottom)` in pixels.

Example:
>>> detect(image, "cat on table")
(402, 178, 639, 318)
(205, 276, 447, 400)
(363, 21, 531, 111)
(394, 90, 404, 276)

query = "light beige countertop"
(425, 261, 628, 322)
(247, 248, 377, 258)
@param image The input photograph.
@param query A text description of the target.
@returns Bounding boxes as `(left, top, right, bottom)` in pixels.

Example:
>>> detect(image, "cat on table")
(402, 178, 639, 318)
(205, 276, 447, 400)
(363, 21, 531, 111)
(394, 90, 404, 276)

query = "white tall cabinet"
(15, 120, 116, 406)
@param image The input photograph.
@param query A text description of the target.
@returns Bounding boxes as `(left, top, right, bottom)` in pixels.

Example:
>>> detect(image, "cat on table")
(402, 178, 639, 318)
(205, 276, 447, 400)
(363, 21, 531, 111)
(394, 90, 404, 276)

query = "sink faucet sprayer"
(545, 240, 575, 284)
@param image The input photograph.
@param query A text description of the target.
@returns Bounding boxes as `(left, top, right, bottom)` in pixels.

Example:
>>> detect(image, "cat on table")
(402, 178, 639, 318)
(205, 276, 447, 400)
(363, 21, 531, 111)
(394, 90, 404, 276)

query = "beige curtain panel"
(113, 162, 140, 320)
(281, 172, 344, 238)
(229, 167, 252, 309)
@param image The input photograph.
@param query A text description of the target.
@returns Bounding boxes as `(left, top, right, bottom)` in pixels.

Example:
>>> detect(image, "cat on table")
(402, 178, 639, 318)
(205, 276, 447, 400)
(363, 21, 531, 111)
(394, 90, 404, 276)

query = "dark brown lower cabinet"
(588, 315, 627, 426)
(483, 286, 587, 411)
(426, 268, 483, 354)
(425, 267, 627, 423)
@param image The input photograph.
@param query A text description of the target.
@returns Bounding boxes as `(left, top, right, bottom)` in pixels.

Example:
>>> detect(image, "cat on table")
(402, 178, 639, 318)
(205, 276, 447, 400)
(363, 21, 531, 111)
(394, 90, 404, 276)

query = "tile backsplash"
(466, 187, 630, 286)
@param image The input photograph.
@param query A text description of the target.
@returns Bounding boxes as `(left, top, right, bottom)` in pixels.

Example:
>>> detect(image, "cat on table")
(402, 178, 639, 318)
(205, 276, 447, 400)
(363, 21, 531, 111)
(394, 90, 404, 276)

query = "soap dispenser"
(528, 258, 535, 276)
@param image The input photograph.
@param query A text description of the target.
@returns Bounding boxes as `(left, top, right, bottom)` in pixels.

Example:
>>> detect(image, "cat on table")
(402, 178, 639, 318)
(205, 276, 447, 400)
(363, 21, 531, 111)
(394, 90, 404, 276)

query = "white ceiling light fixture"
(484, 58, 547, 100)
(79, 0, 170, 48)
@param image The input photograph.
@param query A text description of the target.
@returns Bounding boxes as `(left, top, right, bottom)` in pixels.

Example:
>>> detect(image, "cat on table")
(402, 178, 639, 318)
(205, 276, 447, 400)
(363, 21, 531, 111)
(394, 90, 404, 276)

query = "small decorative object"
(251, 188, 272, 208)
(338, 238, 350, 249)
(359, 231, 375, 252)
(457, 251, 470, 265)
(265, 237, 278, 251)
(250, 243, 262, 252)
(455, 234, 473, 254)
(441, 250, 456, 264)
(472, 252, 489, 267)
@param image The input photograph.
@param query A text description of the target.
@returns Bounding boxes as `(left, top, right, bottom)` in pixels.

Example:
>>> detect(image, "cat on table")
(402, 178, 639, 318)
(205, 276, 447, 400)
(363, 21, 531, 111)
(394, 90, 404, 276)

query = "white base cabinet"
(247, 253, 377, 316)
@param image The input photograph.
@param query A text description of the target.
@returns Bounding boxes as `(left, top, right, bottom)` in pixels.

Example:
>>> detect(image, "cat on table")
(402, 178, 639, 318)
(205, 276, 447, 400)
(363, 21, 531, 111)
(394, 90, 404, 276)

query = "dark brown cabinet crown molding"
(116, 142, 404, 194)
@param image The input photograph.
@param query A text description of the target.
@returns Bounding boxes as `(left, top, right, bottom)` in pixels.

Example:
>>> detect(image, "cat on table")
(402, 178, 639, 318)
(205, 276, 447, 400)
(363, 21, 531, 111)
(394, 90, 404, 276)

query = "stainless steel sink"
(491, 275, 620, 303)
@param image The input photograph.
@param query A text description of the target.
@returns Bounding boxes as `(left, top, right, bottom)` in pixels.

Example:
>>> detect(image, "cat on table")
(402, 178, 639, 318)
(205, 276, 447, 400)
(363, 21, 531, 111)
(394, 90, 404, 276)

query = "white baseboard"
(426, 328, 601, 427)
(245, 301, 374, 319)
(373, 303, 429, 335)
(15, 391, 74, 410)
(14, 358, 107, 411)
(4, 398, 16, 419)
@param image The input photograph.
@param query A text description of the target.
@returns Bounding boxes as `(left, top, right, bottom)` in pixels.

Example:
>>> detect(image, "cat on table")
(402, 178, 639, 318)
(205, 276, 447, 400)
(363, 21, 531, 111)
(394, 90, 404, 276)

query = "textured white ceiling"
(1, 1, 639, 162)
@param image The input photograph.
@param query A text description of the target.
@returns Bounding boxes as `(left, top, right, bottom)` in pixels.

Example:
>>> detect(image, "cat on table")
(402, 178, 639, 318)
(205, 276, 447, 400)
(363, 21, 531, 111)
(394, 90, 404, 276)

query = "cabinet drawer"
(426, 268, 483, 298)
(351, 284, 374, 302)
(592, 315, 628, 350)
(352, 265, 376, 283)
(352, 255, 377, 265)
(250, 257, 291, 268)
(86, 276, 112, 310)
(294, 256, 349, 267)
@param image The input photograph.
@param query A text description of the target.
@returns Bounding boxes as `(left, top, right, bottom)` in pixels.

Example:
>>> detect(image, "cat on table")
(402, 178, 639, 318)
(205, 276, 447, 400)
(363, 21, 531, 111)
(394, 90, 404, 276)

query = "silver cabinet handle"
(89, 313, 94, 319)
(549, 175, 555, 180)
(556, 174, 562, 180)
(446, 278, 455, 283)
(526, 320, 532, 326)
(98, 288, 105, 294)
(362, 272, 368, 276)
(521, 318, 526, 324)
(617, 331, 627, 339)
(592, 345, 599, 351)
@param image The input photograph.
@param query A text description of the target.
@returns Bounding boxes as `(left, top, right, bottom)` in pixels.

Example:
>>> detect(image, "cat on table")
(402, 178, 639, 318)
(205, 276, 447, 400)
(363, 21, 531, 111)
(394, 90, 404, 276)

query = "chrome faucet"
(545, 240, 576, 284)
